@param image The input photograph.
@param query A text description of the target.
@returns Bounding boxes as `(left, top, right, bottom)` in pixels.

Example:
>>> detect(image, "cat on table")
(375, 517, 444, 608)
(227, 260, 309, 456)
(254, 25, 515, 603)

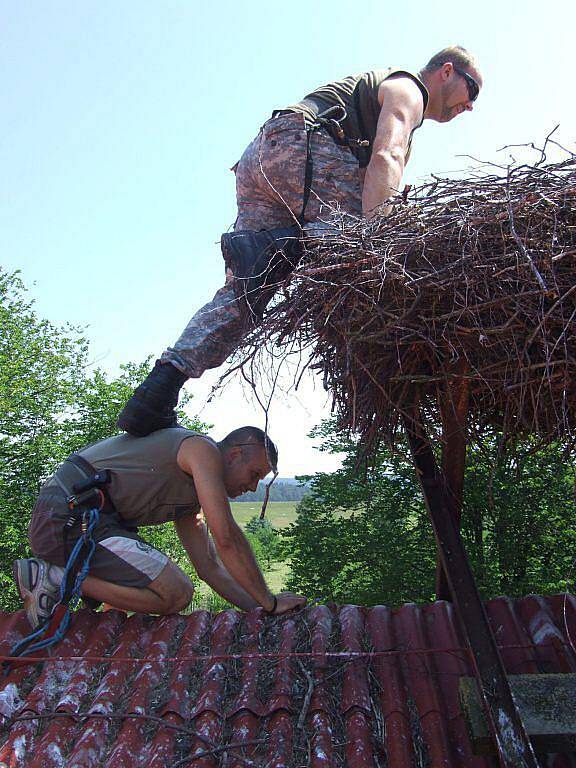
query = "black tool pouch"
(62, 454, 113, 535)
(221, 225, 302, 319)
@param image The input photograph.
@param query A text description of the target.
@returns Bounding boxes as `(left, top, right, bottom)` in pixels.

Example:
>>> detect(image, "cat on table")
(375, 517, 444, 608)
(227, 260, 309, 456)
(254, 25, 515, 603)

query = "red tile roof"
(0, 595, 575, 767)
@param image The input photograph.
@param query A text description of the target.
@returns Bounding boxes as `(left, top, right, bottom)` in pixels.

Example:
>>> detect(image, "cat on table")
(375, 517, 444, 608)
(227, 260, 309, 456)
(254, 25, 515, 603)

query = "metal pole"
(403, 404, 540, 768)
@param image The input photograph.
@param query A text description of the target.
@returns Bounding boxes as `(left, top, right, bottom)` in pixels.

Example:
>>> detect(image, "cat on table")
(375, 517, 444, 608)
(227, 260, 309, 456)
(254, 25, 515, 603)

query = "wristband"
(265, 595, 278, 614)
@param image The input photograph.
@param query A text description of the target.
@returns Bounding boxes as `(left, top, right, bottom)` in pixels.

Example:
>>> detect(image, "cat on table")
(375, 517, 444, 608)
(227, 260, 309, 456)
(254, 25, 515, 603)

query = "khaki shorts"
(29, 489, 169, 589)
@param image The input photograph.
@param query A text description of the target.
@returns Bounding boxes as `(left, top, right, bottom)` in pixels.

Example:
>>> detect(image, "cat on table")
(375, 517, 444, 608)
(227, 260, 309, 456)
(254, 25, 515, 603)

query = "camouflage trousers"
(162, 112, 363, 377)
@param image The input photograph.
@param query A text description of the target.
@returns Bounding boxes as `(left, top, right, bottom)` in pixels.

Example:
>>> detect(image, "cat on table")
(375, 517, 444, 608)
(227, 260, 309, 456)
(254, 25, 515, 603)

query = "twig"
(505, 174, 548, 291)
(171, 739, 265, 768)
(296, 658, 315, 730)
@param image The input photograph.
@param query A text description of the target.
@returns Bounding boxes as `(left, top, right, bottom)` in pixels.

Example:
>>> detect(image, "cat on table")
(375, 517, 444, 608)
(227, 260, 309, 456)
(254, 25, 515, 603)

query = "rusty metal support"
(403, 403, 540, 768)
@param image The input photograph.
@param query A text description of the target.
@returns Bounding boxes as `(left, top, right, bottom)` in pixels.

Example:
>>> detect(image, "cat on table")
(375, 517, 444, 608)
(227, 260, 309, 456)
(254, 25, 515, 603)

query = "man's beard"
(440, 81, 457, 121)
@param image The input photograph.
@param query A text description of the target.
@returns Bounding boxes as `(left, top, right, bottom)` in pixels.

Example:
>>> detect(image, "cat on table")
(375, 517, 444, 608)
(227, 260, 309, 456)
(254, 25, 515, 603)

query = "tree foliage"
(285, 420, 576, 607)
(245, 516, 283, 569)
(463, 438, 576, 597)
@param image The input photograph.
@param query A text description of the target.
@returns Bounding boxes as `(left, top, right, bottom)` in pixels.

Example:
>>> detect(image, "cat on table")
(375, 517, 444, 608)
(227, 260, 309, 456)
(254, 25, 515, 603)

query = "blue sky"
(2, 1, 574, 474)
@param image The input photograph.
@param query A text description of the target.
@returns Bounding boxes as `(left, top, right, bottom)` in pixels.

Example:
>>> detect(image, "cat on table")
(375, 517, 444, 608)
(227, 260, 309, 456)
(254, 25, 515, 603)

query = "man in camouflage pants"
(118, 45, 482, 437)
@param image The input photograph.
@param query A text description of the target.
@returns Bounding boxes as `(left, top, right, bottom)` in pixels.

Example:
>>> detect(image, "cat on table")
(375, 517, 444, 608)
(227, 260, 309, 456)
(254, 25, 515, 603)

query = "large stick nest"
(237, 152, 576, 452)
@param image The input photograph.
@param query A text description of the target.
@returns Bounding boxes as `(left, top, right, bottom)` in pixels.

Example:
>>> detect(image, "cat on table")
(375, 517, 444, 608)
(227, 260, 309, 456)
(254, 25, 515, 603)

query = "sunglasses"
(454, 67, 480, 103)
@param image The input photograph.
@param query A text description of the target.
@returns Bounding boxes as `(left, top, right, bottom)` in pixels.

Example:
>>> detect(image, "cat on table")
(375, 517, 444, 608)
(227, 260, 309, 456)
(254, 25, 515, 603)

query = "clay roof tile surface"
(0, 595, 575, 767)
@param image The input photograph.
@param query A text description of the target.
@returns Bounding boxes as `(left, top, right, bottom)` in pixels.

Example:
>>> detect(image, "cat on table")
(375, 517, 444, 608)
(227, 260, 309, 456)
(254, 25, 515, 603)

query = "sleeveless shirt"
(48, 428, 214, 526)
(284, 69, 429, 167)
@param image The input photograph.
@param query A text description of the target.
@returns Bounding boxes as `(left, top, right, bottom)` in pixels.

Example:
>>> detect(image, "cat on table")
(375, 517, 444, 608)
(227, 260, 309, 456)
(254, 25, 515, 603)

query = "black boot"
(116, 360, 188, 437)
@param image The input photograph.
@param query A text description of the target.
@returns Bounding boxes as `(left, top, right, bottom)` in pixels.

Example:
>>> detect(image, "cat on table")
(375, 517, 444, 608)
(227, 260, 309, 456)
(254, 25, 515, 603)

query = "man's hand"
(271, 591, 307, 615)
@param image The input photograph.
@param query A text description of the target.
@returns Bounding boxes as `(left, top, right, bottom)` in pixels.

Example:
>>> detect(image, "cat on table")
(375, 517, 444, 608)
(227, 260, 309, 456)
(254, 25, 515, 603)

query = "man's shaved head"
(218, 426, 278, 474)
(421, 45, 480, 77)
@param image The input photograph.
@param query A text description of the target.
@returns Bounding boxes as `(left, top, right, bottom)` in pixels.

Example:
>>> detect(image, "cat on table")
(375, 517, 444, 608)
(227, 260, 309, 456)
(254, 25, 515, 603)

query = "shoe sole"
(13, 560, 30, 601)
(13, 559, 41, 629)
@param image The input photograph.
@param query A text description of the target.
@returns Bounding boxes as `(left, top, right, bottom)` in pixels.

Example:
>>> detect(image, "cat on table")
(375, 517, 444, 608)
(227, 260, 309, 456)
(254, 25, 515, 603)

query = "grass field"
(230, 500, 300, 529)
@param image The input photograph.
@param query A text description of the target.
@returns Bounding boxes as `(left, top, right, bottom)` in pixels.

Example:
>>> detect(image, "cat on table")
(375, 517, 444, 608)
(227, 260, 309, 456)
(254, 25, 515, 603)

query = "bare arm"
(177, 437, 276, 610)
(175, 514, 258, 610)
(362, 76, 425, 219)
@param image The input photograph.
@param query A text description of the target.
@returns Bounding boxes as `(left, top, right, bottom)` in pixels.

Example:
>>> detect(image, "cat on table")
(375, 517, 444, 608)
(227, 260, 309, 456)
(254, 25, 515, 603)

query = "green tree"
(285, 436, 436, 605)
(245, 516, 283, 569)
(285, 421, 576, 606)
(463, 438, 576, 597)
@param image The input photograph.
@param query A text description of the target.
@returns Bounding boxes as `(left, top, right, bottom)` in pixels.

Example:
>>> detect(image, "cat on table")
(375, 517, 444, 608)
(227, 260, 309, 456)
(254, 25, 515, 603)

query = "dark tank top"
(284, 68, 429, 167)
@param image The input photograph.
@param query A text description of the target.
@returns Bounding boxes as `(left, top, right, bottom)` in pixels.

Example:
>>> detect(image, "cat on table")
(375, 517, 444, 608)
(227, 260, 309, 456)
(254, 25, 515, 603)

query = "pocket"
(256, 123, 308, 211)
(29, 496, 67, 560)
(307, 138, 362, 218)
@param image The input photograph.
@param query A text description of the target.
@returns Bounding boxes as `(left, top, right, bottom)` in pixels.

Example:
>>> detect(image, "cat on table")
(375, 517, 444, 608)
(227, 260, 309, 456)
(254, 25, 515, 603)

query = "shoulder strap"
(353, 85, 372, 168)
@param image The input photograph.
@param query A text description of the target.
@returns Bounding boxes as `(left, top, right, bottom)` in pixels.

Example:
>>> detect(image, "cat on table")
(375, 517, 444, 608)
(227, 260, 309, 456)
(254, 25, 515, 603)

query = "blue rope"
(59, 507, 99, 609)
(6, 507, 100, 665)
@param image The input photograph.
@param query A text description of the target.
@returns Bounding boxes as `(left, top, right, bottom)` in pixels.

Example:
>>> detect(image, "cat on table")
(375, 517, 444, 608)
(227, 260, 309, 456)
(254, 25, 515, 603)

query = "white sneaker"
(13, 558, 64, 629)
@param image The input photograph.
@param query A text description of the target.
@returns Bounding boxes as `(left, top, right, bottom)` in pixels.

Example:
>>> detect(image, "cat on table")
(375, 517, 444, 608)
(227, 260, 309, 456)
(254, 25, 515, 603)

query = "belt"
(48, 454, 115, 518)
(271, 107, 370, 150)
(271, 108, 347, 146)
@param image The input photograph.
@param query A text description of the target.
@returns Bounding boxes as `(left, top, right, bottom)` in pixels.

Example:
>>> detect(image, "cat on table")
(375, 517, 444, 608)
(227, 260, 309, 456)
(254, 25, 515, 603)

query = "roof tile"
(1, 595, 575, 766)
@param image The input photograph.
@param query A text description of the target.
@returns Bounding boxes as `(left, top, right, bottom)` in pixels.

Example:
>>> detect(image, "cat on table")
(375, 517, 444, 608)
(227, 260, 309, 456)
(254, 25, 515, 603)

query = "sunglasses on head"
(454, 67, 479, 103)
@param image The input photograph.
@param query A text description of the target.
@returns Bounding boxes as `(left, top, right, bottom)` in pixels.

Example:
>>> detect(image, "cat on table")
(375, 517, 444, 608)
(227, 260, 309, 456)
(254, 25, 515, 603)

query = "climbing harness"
(4, 457, 111, 672)
(222, 102, 371, 317)
(298, 104, 370, 225)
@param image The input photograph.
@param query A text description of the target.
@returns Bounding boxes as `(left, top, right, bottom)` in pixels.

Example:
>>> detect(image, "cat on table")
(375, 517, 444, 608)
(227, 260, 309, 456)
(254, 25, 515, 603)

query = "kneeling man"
(15, 425, 305, 627)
